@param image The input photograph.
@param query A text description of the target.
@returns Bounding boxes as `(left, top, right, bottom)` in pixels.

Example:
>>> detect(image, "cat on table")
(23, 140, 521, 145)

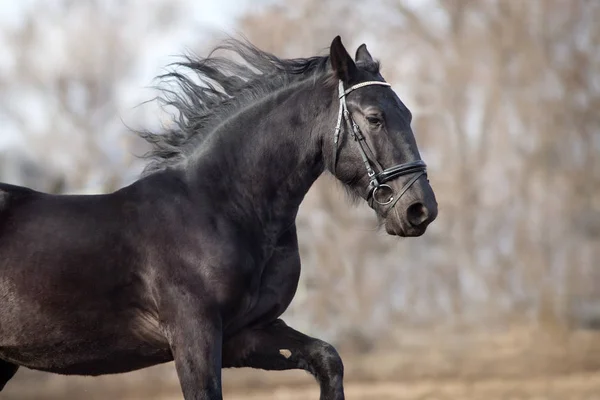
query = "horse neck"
(188, 79, 336, 239)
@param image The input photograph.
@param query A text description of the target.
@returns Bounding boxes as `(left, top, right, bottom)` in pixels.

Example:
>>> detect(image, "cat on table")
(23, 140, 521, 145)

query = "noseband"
(332, 80, 427, 212)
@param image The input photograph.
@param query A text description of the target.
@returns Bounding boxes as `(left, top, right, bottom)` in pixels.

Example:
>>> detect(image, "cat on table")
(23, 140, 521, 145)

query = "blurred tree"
(388, 0, 600, 329)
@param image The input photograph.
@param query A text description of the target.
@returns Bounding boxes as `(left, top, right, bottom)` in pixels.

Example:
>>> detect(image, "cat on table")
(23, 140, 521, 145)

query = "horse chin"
(384, 217, 405, 236)
(384, 224, 404, 236)
(384, 217, 427, 237)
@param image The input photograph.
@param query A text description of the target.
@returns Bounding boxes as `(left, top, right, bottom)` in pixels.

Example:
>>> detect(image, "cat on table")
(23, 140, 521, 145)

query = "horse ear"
(355, 44, 374, 63)
(330, 36, 358, 83)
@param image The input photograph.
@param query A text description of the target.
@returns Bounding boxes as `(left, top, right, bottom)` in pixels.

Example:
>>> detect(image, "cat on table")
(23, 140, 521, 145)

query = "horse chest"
(226, 245, 301, 333)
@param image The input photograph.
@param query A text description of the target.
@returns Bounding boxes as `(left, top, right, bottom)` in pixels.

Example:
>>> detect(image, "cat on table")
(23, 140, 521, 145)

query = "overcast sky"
(0, 0, 261, 148)
(0, 0, 279, 191)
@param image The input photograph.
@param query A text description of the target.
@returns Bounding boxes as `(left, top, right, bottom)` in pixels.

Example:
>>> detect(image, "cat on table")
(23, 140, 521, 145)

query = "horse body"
(0, 37, 438, 399)
(0, 165, 302, 374)
(0, 87, 314, 374)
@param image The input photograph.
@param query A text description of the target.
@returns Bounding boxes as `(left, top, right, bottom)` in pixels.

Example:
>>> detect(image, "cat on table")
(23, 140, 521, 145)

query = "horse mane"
(137, 38, 340, 176)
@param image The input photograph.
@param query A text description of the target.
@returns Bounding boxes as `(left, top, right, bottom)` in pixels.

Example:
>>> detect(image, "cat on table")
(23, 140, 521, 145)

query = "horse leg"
(0, 360, 18, 391)
(162, 299, 223, 400)
(223, 319, 344, 400)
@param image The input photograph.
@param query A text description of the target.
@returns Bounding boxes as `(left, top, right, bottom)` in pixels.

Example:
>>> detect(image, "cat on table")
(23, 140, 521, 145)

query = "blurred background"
(1, 0, 600, 399)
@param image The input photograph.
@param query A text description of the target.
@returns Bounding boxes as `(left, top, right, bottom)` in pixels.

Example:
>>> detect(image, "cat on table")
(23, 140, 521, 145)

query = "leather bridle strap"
(332, 79, 428, 211)
(333, 80, 392, 172)
(381, 170, 425, 215)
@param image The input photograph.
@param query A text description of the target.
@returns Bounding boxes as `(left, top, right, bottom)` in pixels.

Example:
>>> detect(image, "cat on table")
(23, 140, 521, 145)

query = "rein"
(332, 80, 427, 213)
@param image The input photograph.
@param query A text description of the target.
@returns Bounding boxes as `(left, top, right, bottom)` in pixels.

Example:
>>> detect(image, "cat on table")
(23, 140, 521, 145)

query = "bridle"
(332, 80, 427, 213)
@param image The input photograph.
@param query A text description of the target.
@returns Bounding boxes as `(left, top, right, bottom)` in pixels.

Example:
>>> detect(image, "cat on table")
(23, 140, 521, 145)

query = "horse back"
(0, 183, 37, 215)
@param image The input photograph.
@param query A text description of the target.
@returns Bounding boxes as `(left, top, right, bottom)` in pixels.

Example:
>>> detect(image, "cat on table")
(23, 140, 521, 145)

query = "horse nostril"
(407, 202, 429, 227)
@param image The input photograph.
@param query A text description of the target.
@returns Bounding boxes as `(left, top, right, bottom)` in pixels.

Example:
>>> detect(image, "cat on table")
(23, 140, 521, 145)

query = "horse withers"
(0, 36, 437, 399)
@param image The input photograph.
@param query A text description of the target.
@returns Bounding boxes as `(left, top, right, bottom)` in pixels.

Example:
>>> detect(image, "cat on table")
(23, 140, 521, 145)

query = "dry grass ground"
(5, 325, 600, 400)
(220, 374, 600, 400)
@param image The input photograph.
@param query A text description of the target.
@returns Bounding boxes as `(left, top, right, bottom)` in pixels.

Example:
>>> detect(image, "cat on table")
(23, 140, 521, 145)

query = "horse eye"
(366, 116, 382, 126)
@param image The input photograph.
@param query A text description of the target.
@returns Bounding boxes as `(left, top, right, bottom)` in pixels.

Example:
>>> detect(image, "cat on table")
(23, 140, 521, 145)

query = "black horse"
(0, 36, 437, 399)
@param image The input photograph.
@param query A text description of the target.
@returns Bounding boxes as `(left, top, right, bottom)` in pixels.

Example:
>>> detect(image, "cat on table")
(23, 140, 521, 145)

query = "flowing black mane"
(138, 39, 340, 175)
